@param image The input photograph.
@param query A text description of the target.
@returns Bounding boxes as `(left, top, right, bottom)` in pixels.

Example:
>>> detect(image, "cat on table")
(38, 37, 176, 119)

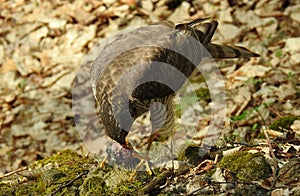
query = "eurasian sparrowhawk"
(91, 18, 259, 164)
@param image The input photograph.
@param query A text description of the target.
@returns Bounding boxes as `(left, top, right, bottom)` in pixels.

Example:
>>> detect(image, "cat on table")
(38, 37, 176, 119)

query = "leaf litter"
(0, 0, 300, 194)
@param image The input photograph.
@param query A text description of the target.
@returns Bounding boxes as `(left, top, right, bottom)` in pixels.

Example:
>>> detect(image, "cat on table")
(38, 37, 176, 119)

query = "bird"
(91, 18, 259, 172)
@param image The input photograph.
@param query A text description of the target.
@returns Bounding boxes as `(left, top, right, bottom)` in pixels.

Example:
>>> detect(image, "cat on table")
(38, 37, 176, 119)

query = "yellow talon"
(99, 156, 107, 168)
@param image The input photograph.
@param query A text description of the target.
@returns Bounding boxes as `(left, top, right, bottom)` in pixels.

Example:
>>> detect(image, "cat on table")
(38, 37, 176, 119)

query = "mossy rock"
(79, 173, 107, 195)
(80, 164, 151, 195)
(269, 116, 300, 132)
(0, 149, 95, 195)
(176, 143, 209, 166)
(217, 151, 271, 181)
(0, 149, 155, 195)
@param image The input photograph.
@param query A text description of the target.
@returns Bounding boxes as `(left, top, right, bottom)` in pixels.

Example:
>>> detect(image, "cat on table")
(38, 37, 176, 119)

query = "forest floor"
(0, 0, 300, 195)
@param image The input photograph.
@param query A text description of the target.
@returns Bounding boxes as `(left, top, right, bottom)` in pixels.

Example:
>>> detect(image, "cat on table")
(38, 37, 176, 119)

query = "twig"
(50, 170, 89, 196)
(264, 128, 278, 190)
(0, 166, 28, 179)
(138, 169, 173, 195)
(253, 105, 267, 126)
(139, 164, 190, 195)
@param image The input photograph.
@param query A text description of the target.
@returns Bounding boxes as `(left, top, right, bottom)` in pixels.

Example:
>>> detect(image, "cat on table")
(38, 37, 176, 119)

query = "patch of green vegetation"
(177, 142, 204, 166)
(251, 123, 259, 132)
(0, 149, 156, 195)
(275, 49, 283, 58)
(1, 181, 44, 195)
(269, 116, 300, 132)
(217, 151, 271, 181)
(112, 180, 143, 194)
(80, 166, 147, 195)
(195, 87, 211, 102)
(244, 77, 263, 86)
(0, 149, 95, 195)
(231, 110, 250, 121)
(79, 171, 107, 195)
(190, 74, 205, 83)
(231, 102, 270, 123)
(18, 78, 27, 89)
(223, 134, 237, 145)
(129, 3, 136, 10)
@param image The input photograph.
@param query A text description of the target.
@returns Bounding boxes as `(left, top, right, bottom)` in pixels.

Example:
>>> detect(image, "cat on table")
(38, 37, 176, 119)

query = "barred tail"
(206, 43, 259, 58)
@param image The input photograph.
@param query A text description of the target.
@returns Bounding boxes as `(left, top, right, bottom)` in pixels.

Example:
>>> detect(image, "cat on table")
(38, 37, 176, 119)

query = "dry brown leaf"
(0, 59, 16, 73)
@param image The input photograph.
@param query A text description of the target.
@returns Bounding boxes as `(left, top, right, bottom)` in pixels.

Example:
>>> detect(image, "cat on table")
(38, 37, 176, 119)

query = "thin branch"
(50, 170, 89, 196)
(264, 128, 278, 190)
(139, 164, 190, 195)
(0, 166, 28, 179)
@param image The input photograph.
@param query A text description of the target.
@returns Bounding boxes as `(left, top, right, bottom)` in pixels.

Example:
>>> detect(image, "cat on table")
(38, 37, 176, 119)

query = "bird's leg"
(129, 133, 156, 181)
(143, 131, 157, 175)
(99, 156, 108, 168)
(131, 100, 171, 180)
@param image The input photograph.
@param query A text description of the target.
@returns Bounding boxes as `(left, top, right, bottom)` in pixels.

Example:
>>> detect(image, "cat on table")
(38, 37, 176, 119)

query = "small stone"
(217, 151, 272, 181)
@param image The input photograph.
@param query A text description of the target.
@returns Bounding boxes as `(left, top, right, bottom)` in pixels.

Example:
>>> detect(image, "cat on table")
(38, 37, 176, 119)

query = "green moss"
(42, 168, 67, 185)
(0, 149, 95, 195)
(80, 175, 106, 195)
(217, 151, 271, 181)
(177, 142, 206, 166)
(129, 3, 136, 10)
(31, 149, 94, 194)
(0, 149, 160, 195)
(112, 180, 143, 195)
(79, 165, 149, 195)
(31, 149, 89, 168)
(195, 88, 211, 102)
(231, 110, 250, 121)
(190, 74, 205, 83)
(269, 116, 300, 132)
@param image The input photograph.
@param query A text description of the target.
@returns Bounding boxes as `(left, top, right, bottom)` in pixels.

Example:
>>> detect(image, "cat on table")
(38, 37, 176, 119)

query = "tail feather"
(155, 17, 259, 59)
(206, 43, 259, 58)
